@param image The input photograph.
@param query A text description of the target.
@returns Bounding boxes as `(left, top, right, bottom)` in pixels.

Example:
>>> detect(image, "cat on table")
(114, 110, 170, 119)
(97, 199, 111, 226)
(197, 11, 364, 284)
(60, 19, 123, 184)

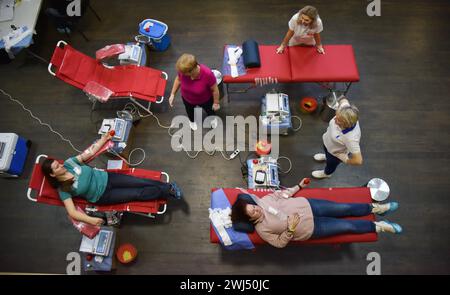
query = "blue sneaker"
(372, 201, 399, 216)
(375, 221, 403, 234)
(170, 182, 183, 200)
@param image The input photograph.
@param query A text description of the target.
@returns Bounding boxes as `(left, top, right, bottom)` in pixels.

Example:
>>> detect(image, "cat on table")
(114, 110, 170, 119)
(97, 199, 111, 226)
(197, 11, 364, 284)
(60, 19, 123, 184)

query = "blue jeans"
(324, 145, 342, 175)
(308, 199, 376, 239)
(96, 173, 172, 205)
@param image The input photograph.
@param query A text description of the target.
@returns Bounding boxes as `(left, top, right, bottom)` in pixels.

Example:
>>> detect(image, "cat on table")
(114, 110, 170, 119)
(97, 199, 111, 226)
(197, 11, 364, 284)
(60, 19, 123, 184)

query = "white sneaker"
(374, 221, 402, 234)
(189, 122, 198, 131)
(312, 170, 331, 179)
(313, 153, 326, 162)
(371, 202, 399, 216)
(210, 118, 218, 129)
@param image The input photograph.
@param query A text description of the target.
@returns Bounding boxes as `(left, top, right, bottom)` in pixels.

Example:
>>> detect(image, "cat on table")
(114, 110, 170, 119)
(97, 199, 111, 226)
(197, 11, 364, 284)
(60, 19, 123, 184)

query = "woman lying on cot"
(42, 132, 183, 226)
(231, 179, 402, 248)
(276, 5, 325, 54)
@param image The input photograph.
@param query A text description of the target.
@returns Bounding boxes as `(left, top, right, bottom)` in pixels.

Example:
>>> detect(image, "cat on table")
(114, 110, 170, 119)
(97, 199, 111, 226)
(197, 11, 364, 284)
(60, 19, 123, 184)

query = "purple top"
(178, 64, 216, 104)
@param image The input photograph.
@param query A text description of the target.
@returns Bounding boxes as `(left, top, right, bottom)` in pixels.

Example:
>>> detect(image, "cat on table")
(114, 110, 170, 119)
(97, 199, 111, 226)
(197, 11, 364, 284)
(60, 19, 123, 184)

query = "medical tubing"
(277, 156, 293, 174)
(291, 115, 303, 132)
(107, 147, 146, 167)
(1, 88, 83, 153)
(122, 103, 240, 161)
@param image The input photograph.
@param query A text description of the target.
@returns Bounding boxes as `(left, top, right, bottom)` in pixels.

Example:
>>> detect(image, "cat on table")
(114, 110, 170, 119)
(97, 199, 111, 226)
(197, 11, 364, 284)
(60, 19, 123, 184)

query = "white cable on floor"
(123, 102, 237, 161)
(277, 156, 293, 174)
(2, 89, 147, 166)
(107, 147, 146, 167)
(1, 88, 83, 153)
(291, 115, 303, 132)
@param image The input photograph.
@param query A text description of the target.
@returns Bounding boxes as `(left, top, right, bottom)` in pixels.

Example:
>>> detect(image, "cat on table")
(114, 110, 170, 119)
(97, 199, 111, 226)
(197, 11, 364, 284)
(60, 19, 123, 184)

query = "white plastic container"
(0, 133, 18, 173)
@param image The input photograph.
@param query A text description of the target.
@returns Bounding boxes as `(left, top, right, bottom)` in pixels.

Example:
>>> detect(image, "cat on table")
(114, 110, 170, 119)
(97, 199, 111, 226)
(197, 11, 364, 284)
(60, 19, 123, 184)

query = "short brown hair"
(176, 53, 198, 74)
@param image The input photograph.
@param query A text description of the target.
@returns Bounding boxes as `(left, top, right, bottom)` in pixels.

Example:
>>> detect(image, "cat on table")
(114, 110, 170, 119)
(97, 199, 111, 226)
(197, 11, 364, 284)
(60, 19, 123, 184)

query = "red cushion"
(223, 45, 292, 83)
(289, 45, 360, 82)
(210, 187, 377, 246)
(222, 44, 360, 84)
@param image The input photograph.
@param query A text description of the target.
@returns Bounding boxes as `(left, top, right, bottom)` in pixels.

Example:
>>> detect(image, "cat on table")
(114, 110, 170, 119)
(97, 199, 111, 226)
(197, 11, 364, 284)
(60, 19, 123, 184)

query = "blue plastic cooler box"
(0, 133, 30, 177)
(139, 19, 171, 51)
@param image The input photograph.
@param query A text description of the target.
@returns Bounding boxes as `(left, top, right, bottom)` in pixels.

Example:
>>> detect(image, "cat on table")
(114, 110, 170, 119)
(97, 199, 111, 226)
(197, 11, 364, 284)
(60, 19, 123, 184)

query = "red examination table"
(223, 45, 360, 99)
(27, 155, 168, 217)
(210, 187, 378, 248)
(48, 40, 168, 113)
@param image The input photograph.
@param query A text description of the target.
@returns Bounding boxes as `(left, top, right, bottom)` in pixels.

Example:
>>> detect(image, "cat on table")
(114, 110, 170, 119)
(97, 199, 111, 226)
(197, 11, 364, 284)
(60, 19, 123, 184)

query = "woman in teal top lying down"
(42, 132, 183, 226)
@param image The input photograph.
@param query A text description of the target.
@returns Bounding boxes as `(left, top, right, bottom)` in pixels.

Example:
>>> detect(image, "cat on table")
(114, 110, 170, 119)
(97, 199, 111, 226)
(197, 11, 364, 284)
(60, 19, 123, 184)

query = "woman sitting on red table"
(41, 132, 183, 226)
(231, 178, 401, 248)
(276, 5, 325, 54)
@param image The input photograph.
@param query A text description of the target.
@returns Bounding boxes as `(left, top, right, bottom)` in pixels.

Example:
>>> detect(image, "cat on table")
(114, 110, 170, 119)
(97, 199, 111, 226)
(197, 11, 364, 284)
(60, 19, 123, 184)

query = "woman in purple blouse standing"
(168, 53, 220, 131)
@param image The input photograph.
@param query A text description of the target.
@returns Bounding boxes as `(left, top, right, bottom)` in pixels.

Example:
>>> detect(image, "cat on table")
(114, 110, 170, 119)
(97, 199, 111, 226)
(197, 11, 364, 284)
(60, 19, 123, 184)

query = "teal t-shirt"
(58, 157, 108, 203)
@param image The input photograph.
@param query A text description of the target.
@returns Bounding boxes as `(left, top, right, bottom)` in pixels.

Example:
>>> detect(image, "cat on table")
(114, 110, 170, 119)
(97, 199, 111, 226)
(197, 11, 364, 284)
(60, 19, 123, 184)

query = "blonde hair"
(176, 53, 198, 74)
(336, 104, 359, 129)
(298, 5, 319, 26)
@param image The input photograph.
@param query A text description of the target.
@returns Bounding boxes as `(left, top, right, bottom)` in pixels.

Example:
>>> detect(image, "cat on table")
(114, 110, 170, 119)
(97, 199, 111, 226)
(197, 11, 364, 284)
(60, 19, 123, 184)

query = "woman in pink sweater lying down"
(231, 178, 402, 248)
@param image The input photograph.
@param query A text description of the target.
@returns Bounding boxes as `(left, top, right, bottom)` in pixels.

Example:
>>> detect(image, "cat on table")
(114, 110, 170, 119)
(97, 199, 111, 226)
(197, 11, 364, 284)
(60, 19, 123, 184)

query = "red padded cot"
(223, 45, 359, 83)
(48, 40, 168, 111)
(210, 187, 378, 246)
(27, 155, 168, 217)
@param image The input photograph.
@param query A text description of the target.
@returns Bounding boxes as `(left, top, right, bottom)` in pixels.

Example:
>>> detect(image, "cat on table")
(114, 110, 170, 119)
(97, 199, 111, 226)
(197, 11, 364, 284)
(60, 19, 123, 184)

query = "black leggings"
(182, 96, 215, 122)
(96, 173, 172, 205)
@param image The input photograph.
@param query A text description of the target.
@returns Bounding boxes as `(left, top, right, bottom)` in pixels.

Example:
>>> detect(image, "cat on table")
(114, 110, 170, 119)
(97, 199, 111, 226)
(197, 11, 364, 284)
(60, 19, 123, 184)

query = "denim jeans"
(324, 145, 342, 175)
(96, 173, 172, 205)
(308, 199, 376, 239)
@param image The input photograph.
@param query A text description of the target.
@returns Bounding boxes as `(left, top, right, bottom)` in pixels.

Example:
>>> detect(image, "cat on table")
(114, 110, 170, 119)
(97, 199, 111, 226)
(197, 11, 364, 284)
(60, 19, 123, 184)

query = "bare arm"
(338, 97, 350, 108)
(346, 152, 363, 165)
(314, 33, 325, 54)
(76, 132, 112, 164)
(169, 76, 181, 107)
(211, 83, 220, 105)
(280, 185, 300, 199)
(63, 198, 103, 226)
(276, 30, 295, 53)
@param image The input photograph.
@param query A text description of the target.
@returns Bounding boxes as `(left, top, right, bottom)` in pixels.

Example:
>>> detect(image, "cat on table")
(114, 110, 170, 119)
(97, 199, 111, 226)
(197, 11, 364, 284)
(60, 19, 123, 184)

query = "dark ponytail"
(41, 158, 74, 192)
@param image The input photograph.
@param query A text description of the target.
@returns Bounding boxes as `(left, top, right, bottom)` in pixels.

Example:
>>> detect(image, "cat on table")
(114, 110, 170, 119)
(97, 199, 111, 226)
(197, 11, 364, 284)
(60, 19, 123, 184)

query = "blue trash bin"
(138, 19, 171, 52)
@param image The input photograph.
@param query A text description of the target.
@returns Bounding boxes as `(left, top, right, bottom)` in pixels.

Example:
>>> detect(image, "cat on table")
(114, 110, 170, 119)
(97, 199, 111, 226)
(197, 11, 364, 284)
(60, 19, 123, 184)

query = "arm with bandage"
(76, 132, 113, 164)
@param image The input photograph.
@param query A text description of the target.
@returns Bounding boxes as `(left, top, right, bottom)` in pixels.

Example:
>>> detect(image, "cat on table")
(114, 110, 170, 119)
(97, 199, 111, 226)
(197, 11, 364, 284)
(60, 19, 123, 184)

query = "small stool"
(367, 178, 390, 202)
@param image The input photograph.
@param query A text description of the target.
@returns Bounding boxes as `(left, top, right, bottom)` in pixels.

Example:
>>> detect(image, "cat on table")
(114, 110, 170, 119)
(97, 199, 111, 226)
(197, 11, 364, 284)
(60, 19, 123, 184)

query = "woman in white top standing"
(276, 5, 325, 54)
(312, 96, 363, 179)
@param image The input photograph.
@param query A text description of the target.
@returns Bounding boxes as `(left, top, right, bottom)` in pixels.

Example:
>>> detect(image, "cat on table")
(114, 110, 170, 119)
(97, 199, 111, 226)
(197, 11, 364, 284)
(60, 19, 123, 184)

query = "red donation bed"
(210, 187, 378, 247)
(223, 45, 360, 99)
(27, 155, 168, 217)
(48, 40, 168, 113)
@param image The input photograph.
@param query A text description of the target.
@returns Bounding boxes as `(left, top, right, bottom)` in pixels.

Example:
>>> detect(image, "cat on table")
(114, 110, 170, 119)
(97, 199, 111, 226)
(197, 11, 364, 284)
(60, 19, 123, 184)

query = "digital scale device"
(80, 229, 114, 257)
(247, 156, 280, 189)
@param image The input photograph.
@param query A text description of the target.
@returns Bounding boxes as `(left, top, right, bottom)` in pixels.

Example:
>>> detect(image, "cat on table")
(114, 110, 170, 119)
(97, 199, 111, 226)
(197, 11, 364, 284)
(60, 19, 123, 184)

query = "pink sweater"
(254, 186, 314, 248)
(178, 64, 216, 104)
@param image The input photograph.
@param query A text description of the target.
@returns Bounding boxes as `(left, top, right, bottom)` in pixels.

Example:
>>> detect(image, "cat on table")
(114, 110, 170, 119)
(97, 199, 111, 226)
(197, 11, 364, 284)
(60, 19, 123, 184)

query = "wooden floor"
(0, 0, 449, 275)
